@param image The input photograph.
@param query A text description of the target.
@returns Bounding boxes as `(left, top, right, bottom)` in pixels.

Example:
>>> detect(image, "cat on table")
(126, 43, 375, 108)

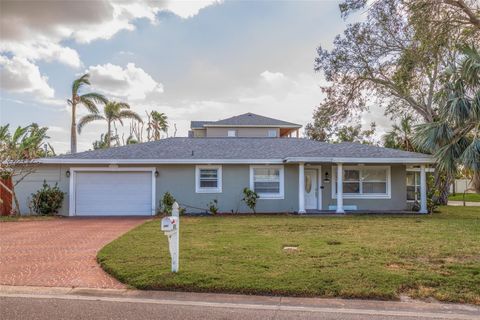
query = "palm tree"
(0, 124, 50, 214)
(383, 115, 416, 151)
(147, 111, 169, 140)
(78, 101, 143, 148)
(413, 45, 480, 193)
(68, 74, 108, 154)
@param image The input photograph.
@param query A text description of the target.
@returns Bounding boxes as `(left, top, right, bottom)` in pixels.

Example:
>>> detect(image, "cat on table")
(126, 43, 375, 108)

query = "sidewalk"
(1, 285, 479, 320)
(448, 201, 480, 206)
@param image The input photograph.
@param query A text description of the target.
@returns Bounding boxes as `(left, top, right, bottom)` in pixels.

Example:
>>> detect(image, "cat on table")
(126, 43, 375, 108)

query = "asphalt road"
(1, 294, 479, 320)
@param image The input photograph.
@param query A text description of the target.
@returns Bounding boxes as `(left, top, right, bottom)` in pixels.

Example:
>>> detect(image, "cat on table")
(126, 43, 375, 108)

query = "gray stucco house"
(16, 113, 434, 216)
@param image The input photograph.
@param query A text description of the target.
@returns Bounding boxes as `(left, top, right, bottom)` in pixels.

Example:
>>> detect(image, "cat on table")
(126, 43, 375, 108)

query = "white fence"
(450, 179, 476, 194)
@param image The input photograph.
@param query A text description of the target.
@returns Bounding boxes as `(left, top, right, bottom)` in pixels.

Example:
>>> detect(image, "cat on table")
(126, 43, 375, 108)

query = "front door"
(305, 169, 318, 210)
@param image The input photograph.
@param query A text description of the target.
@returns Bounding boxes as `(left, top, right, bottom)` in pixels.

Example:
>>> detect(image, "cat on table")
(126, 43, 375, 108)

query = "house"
(15, 113, 435, 216)
(189, 113, 302, 138)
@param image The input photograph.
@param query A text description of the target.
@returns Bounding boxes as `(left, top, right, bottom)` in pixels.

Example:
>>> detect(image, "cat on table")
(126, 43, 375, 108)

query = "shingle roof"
(191, 113, 302, 128)
(190, 121, 215, 129)
(48, 138, 432, 163)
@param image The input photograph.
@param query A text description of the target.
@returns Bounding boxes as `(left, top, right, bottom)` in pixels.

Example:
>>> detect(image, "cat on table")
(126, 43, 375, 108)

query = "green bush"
(29, 181, 65, 215)
(242, 187, 259, 213)
(208, 199, 218, 215)
(161, 192, 176, 215)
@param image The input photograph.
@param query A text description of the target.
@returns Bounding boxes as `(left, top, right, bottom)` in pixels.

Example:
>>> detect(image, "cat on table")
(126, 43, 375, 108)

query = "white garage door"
(74, 171, 153, 216)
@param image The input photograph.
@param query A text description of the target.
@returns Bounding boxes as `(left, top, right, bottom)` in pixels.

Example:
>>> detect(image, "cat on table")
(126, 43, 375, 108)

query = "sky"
(0, 0, 390, 153)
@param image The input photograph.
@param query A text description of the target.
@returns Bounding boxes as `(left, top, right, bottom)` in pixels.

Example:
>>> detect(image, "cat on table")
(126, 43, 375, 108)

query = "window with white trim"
(195, 165, 222, 193)
(332, 166, 390, 199)
(227, 130, 236, 137)
(267, 129, 277, 137)
(406, 171, 420, 201)
(250, 165, 284, 199)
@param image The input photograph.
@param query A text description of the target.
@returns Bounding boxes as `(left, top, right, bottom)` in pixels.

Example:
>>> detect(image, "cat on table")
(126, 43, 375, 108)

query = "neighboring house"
(15, 113, 434, 216)
(189, 113, 302, 138)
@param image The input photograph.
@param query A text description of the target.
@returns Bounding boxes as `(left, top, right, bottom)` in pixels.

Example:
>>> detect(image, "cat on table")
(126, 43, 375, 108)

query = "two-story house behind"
(189, 113, 302, 138)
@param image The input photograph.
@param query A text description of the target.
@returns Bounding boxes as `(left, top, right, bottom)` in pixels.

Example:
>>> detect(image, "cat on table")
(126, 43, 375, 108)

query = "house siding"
(206, 127, 280, 138)
(14, 163, 408, 215)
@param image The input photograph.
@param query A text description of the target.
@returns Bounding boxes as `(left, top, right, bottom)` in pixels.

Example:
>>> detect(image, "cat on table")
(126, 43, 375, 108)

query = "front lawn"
(449, 193, 480, 202)
(98, 206, 480, 304)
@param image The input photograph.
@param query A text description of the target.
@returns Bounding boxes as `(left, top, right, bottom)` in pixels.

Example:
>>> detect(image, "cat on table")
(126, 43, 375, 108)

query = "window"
(227, 130, 236, 137)
(267, 129, 277, 137)
(195, 165, 222, 193)
(332, 166, 390, 199)
(406, 170, 425, 201)
(250, 165, 284, 199)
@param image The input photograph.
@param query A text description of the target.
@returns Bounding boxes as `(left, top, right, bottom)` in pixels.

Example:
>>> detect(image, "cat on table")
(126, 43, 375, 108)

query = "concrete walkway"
(448, 201, 480, 206)
(1, 285, 479, 320)
(0, 218, 147, 288)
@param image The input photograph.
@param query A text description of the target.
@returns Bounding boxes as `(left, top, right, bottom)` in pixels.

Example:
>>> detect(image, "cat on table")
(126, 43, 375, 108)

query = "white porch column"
(419, 164, 428, 214)
(298, 162, 306, 214)
(336, 163, 345, 214)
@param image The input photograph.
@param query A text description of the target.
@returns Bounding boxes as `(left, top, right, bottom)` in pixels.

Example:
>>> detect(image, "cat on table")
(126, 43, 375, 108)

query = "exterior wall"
(13, 164, 70, 215)
(192, 129, 206, 137)
(156, 164, 298, 213)
(205, 127, 280, 138)
(320, 164, 407, 211)
(14, 163, 409, 215)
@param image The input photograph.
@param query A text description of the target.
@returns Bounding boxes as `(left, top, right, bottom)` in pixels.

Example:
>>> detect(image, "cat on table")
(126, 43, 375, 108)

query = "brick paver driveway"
(0, 218, 147, 289)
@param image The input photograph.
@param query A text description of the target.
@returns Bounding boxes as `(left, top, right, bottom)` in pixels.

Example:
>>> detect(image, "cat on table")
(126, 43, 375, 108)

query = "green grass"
(449, 193, 480, 202)
(98, 206, 480, 304)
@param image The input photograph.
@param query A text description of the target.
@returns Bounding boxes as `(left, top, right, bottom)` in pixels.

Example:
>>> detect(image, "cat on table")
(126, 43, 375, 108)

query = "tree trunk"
(107, 120, 111, 147)
(434, 170, 451, 205)
(71, 103, 77, 154)
(12, 188, 20, 216)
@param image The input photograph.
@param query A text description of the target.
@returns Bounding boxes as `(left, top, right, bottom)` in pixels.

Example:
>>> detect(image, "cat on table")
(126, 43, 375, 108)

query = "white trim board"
(39, 157, 434, 165)
(285, 157, 435, 164)
(68, 167, 156, 217)
(41, 159, 285, 165)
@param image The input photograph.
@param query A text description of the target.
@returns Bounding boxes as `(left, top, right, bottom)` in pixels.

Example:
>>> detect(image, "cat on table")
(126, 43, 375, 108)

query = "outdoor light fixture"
(155, 170, 159, 178)
(324, 171, 330, 183)
(66, 170, 71, 178)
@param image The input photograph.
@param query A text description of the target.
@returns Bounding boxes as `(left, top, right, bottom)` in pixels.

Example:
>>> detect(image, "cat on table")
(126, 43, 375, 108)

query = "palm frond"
(80, 92, 108, 105)
(116, 102, 130, 109)
(77, 114, 105, 134)
(72, 73, 90, 96)
(0, 124, 10, 142)
(118, 110, 143, 123)
(460, 138, 480, 173)
(79, 96, 100, 114)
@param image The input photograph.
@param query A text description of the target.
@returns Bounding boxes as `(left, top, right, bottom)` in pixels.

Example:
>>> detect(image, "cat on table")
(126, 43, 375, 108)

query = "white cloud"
(0, 55, 54, 98)
(165, 0, 222, 19)
(0, 41, 81, 68)
(87, 63, 164, 101)
(260, 70, 288, 84)
(0, 0, 219, 101)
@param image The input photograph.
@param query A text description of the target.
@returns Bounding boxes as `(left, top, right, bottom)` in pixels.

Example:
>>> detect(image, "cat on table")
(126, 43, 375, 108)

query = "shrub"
(161, 192, 176, 215)
(242, 187, 259, 213)
(427, 174, 439, 213)
(208, 199, 218, 215)
(29, 181, 65, 215)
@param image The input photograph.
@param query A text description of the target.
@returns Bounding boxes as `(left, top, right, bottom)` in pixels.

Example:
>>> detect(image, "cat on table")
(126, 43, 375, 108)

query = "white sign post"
(160, 202, 180, 273)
